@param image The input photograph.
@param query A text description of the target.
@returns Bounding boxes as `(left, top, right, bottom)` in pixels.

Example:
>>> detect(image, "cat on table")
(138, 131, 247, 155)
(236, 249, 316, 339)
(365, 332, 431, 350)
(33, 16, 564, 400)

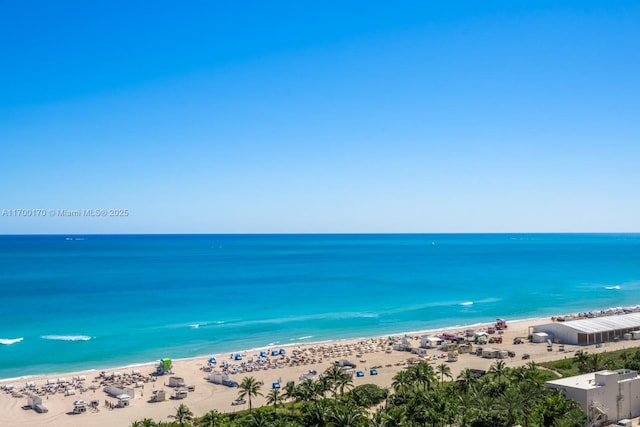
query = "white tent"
(531, 332, 549, 343)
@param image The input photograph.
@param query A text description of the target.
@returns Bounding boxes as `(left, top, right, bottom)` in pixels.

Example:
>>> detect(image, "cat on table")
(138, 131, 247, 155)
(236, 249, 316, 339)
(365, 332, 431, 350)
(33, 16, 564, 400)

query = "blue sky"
(1, 1, 639, 233)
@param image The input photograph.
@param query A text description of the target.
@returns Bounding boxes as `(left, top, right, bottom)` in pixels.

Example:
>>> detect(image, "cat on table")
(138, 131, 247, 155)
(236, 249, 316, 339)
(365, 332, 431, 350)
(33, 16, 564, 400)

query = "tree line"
(131, 360, 586, 427)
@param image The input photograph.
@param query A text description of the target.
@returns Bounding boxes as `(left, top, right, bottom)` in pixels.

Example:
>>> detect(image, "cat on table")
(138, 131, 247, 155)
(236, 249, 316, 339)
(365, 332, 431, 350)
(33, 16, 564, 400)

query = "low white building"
(532, 313, 640, 345)
(546, 369, 640, 426)
(420, 336, 442, 349)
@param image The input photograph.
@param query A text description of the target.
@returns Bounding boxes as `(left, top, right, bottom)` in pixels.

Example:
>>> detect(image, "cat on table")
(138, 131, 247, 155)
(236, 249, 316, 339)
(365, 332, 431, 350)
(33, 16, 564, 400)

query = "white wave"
(460, 301, 473, 306)
(605, 285, 621, 290)
(0, 337, 23, 345)
(190, 324, 200, 329)
(41, 335, 92, 341)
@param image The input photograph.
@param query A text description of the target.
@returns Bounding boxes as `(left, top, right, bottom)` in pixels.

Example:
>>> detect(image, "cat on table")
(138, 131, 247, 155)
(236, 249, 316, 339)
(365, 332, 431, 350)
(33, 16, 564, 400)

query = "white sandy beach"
(2, 316, 639, 427)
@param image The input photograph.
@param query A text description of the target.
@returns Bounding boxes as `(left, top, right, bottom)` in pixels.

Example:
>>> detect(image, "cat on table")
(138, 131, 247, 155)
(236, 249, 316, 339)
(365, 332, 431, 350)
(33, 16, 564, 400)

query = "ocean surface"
(2, 233, 640, 379)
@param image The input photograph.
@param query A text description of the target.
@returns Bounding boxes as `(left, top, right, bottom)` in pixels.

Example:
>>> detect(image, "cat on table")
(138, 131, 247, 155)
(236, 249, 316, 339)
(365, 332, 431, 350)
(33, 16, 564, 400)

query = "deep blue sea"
(2, 234, 640, 379)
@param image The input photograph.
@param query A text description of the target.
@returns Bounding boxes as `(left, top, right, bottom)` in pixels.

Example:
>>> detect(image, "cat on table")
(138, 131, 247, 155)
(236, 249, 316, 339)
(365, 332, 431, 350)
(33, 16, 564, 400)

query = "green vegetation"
(130, 361, 586, 426)
(541, 347, 640, 377)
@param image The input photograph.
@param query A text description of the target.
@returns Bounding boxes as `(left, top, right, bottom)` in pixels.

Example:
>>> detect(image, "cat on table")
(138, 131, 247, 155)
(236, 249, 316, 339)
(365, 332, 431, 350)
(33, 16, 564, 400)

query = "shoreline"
(0, 309, 627, 383)
(0, 315, 529, 384)
(4, 306, 640, 427)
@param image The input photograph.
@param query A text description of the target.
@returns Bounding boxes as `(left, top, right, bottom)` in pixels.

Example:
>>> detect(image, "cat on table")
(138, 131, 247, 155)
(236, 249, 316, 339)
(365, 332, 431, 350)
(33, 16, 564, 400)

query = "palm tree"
(410, 361, 437, 391)
(198, 409, 221, 427)
(238, 376, 264, 412)
(436, 363, 452, 385)
(283, 380, 297, 414)
(266, 387, 284, 412)
(574, 350, 590, 373)
(391, 370, 412, 400)
(317, 374, 333, 398)
(555, 407, 588, 427)
(370, 409, 391, 427)
(329, 402, 366, 427)
(489, 360, 507, 384)
(168, 403, 194, 427)
(621, 351, 630, 369)
(525, 361, 542, 382)
(301, 398, 332, 426)
(141, 419, 156, 427)
(456, 368, 478, 393)
(335, 372, 354, 397)
(245, 410, 271, 427)
(499, 386, 525, 426)
(589, 353, 606, 372)
(517, 379, 544, 427)
(324, 364, 348, 397)
(426, 388, 455, 426)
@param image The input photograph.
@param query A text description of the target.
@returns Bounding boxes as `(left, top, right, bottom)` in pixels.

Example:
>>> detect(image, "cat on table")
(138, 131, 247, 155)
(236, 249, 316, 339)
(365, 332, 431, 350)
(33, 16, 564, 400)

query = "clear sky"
(1, 1, 639, 234)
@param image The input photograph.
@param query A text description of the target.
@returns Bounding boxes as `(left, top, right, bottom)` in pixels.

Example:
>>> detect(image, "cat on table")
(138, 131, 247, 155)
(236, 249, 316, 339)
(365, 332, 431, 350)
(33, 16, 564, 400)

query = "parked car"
(231, 398, 246, 406)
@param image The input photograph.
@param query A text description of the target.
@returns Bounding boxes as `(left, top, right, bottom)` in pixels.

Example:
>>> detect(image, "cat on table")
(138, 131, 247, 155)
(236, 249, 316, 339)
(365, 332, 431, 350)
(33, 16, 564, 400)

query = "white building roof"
(547, 370, 640, 390)
(547, 372, 601, 390)
(541, 312, 640, 334)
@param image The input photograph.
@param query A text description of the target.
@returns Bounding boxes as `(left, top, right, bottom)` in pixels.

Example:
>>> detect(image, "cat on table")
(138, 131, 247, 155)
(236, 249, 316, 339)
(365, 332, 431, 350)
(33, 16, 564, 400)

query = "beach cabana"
(169, 377, 185, 388)
(272, 381, 280, 389)
(234, 354, 242, 361)
(208, 357, 216, 365)
(116, 394, 131, 408)
(73, 400, 88, 414)
(271, 350, 278, 356)
(370, 369, 378, 376)
(150, 389, 166, 402)
(27, 396, 48, 413)
(105, 385, 135, 399)
(531, 332, 550, 343)
(356, 371, 364, 377)
(260, 351, 267, 357)
(279, 348, 286, 355)
(420, 336, 442, 349)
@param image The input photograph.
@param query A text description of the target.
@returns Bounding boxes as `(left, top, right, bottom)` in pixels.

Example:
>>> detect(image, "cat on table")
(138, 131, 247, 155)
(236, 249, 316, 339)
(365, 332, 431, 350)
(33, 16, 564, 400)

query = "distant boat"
(605, 285, 621, 290)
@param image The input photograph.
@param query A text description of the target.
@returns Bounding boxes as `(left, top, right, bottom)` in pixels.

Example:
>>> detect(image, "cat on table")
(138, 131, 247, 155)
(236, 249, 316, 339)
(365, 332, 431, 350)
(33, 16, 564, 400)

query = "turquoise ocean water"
(1, 234, 640, 379)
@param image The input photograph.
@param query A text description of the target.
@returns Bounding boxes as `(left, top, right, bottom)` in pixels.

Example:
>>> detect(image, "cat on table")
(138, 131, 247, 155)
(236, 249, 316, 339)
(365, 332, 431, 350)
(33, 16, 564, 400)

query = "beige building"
(547, 369, 640, 426)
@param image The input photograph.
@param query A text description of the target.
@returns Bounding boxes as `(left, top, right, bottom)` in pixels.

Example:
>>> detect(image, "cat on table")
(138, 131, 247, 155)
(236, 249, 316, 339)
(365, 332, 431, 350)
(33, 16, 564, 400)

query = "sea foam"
(41, 335, 92, 341)
(0, 338, 23, 345)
